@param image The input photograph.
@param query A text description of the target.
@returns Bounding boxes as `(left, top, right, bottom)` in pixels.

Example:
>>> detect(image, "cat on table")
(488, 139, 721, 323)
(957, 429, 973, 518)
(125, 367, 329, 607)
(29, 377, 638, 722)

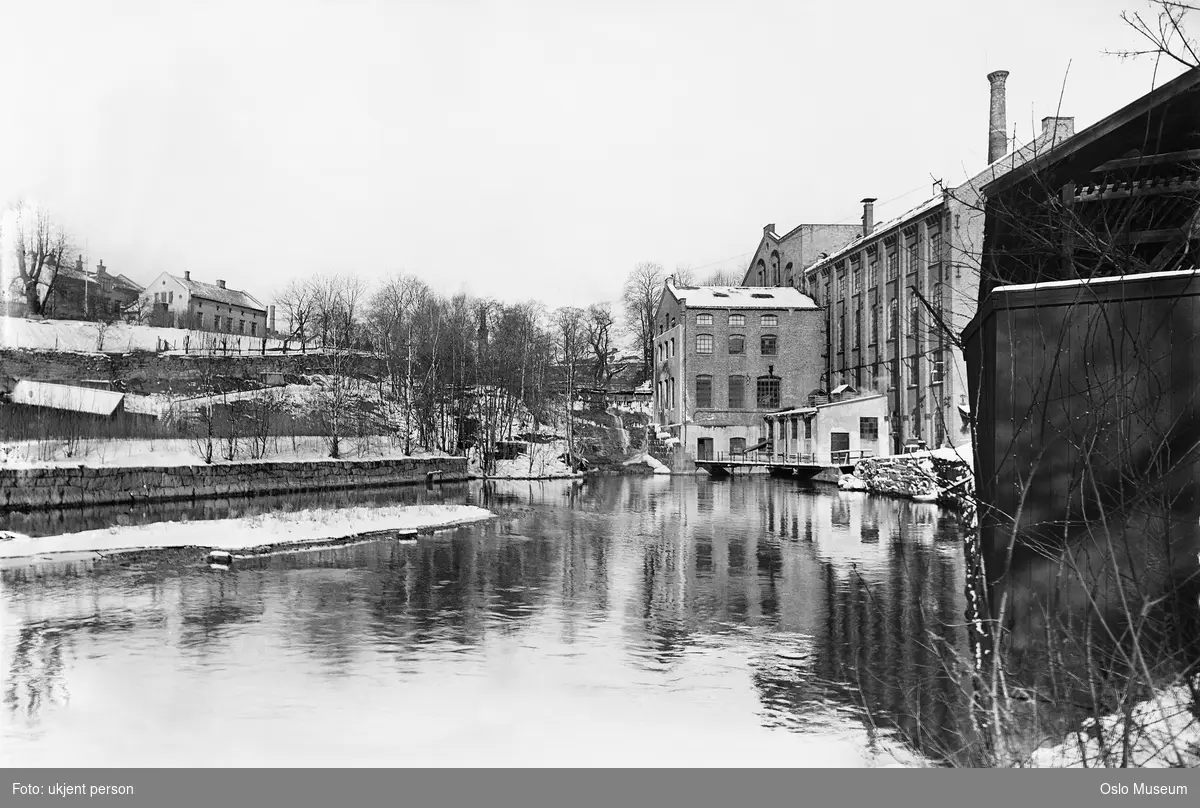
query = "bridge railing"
(707, 449, 878, 466)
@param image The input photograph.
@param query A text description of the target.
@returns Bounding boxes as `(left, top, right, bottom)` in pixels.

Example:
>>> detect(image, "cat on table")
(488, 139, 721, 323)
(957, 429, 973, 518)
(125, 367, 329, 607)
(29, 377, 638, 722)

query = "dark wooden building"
(965, 69, 1200, 688)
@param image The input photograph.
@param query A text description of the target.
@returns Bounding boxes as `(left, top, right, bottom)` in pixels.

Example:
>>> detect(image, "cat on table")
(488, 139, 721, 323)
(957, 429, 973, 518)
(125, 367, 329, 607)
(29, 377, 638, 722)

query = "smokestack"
(216, 279, 226, 289)
(987, 70, 1010, 163)
(96, 260, 106, 277)
(183, 271, 191, 281)
(76, 256, 83, 272)
(269, 305, 276, 334)
(861, 198, 877, 237)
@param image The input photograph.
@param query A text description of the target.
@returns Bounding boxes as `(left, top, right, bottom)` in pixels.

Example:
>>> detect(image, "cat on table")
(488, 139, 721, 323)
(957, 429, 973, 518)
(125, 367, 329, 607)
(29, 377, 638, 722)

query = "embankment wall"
(0, 456, 467, 511)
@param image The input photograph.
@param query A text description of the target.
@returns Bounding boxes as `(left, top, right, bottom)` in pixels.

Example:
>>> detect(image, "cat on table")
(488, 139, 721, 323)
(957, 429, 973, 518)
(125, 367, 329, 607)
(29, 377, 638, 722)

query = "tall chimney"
(861, 198, 877, 237)
(96, 260, 106, 277)
(987, 70, 1010, 164)
(269, 305, 276, 334)
(216, 279, 226, 289)
(184, 271, 191, 281)
(76, 256, 83, 272)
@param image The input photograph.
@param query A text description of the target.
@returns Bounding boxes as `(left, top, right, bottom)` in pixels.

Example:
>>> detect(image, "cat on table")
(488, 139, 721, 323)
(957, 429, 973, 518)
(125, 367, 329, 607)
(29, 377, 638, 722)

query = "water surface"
(1, 476, 967, 767)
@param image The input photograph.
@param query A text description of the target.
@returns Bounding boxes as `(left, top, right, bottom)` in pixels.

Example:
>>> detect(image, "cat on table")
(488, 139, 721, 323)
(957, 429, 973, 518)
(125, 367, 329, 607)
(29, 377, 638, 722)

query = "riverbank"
(0, 452, 467, 511)
(837, 446, 973, 507)
(0, 502, 494, 564)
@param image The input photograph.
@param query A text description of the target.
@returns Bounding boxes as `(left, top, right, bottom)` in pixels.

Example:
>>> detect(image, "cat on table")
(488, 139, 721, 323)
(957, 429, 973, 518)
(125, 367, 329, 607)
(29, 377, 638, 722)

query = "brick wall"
(0, 456, 467, 511)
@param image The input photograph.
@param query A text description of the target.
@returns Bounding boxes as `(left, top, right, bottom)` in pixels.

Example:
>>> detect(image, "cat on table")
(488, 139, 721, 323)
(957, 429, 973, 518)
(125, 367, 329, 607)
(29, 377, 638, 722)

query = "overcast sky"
(0, 0, 1189, 311)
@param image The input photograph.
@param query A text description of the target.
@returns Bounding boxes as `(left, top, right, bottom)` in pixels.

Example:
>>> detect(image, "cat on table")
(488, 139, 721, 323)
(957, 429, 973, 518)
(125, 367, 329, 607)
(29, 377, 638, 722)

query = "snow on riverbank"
(470, 440, 583, 480)
(1028, 684, 1200, 768)
(0, 503, 494, 560)
(622, 452, 671, 474)
(0, 437, 454, 469)
(0, 315, 296, 354)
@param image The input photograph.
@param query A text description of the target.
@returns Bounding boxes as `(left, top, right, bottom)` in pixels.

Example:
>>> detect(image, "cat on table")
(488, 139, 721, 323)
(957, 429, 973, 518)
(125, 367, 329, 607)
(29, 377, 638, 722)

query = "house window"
(696, 374, 713, 408)
(239, 320, 245, 334)
(729, 313, 746, 327)
(696, 313, 713, 326)
(730, 437, 746, 455)
(168, 291, 174, 304)
(760, 314, 778, 327)
(729, 334, 745, 354)
(860, 417, 879, 442)
(756, 376, 781, 409)
(728, 375, 745, 408)
(760, 335, 777, 355)
(251, 322, 258, 336)
(804, 418, 813, 439)
(695, 334, 713, 354)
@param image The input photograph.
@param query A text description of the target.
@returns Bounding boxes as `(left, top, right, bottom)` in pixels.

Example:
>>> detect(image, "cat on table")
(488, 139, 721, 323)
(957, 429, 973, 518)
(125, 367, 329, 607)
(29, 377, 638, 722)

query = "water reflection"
(1, 476, 967, 766)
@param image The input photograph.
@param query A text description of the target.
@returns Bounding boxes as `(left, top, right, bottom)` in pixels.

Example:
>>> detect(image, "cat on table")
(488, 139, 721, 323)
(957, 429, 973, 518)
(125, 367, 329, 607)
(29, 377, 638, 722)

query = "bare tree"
(621, 261, 665, 381)
(553, 306, 588, 470)
(275, 279, 315, 350)
(703, 267, 744, 286)
(585, 302, 617, 388)
(1, 202, 72, 316)
(672, 264, 696, 286)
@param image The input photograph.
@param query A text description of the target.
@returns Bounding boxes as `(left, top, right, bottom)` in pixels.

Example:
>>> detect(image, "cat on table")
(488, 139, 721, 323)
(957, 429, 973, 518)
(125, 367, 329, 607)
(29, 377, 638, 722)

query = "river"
(1, 475, 969, 767)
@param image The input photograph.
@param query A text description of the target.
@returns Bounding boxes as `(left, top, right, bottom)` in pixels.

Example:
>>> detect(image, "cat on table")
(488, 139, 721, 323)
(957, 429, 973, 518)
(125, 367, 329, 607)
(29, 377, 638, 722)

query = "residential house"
(652, 279, 825, 468)
(746, 70, 1074, 453)
(43, 258, 144, 321)
(140, 271, 274, 337)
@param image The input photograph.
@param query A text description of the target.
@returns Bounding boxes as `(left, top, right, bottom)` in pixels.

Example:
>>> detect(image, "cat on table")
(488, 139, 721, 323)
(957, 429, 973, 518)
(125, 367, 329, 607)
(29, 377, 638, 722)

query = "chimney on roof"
(861, 198, 877, 237)
(987, 70, 1010, 163)
(76, 255, 83, 272)
(183, 271, 190, 281)
(763, 223, 775, 238)
(1040, 115, 1075, 144)
(96, 260, 106, 277)
(216, 279, 226, 289)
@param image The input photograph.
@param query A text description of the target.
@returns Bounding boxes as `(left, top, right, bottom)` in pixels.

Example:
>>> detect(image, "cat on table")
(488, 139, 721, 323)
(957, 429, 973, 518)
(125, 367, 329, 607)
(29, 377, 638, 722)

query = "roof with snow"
(171, 275, 266, 311)
(666, 281, 818, 310)
(802, 196, 944, 276)
(11, 380, 124, 416)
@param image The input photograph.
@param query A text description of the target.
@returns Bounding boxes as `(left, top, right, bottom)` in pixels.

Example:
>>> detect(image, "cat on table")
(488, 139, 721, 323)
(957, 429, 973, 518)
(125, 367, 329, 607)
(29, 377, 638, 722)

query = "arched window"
(888, 298, 898, 340)
(728, 313, 746, 327)
(695, 375, 713, 408)
(760, 314, 778, 327)
(695, 334, 713, 354)
(756, 375, 781, 409)
(728, 334, 745, 354)
(696, 313, 713, 326)
(760, 335, 777, 355)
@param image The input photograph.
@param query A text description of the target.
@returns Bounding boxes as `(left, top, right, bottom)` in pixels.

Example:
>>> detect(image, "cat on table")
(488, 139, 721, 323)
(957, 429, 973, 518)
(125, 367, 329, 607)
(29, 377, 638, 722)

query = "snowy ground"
(0, 315, 299, 354)
(0, 503, 494, 561)
(1028, 684, 1200, 767)
(622, 452, 672, 474)
(0, 436, 453, 468)
(471, 440, 582, 479)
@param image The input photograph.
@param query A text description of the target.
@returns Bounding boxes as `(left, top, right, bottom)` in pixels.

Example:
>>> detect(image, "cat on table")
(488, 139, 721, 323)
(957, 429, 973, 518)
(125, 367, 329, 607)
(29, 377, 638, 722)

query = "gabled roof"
(983, 67, 1200, 196)
(171, 275, 265, 311)
(665, 280, 819, 310)
(802, 196, 945, 274)
(11, 380, 123, 416)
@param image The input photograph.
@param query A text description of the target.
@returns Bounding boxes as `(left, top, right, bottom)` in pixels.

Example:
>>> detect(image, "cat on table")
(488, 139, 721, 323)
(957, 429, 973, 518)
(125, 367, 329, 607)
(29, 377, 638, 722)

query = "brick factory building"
(651, 279, 825, 468)
(743, 70, 1075, 453)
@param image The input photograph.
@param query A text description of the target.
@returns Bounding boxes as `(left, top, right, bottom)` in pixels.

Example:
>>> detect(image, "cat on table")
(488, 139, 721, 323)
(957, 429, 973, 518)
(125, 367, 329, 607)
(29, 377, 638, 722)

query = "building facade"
(744, 71, 1074, 453)
(761, 391, 891, 466)
(651, 280, 825, 468)
(741, 222, 861, 289)
(43, 258, 143, 321)
(140, 271, 271, 337)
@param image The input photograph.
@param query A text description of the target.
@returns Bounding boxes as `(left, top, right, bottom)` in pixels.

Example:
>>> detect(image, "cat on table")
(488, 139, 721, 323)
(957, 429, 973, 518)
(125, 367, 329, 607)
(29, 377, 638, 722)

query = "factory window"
(695, 334, 713, 354)
(760, 314, 778, 327)
(887, 248, 899, 280)
(729, 313, 746, 327)
(728, 375, 745, 408)
(760, 335, 777, 355)
(729, 334, 745, 354)
(860, 417, 879, 442)
(695, 375, 713, 408)
(756, 376, 781, 409)
(696, 313, 713, 326)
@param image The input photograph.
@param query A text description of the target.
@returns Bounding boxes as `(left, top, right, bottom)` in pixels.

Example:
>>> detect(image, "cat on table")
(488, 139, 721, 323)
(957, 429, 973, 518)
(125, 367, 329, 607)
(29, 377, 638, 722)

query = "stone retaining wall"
(850, 454, 973, 507)
(0, 457, 467, 511)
